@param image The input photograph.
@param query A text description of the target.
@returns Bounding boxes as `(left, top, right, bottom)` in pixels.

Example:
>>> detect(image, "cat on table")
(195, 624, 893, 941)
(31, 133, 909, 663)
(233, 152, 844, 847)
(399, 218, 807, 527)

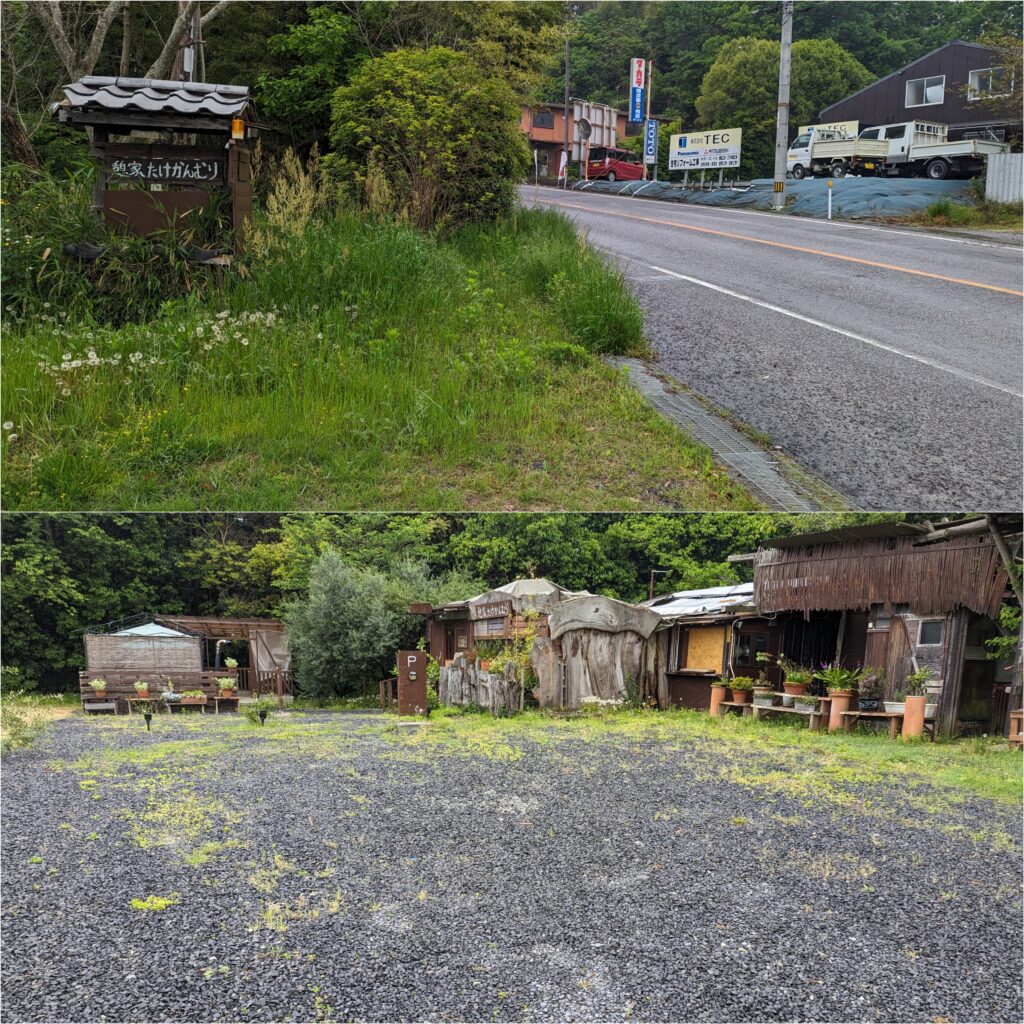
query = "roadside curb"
(607, 356, 856, 512)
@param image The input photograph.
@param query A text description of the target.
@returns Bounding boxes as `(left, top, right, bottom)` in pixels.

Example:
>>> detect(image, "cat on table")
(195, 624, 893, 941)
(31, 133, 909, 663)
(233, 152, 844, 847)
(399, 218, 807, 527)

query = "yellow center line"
(535, 197, 1024, 297)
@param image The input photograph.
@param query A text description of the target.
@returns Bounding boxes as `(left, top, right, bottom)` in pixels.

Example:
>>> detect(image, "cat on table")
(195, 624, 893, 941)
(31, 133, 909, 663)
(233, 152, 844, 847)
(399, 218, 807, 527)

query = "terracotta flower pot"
(902, 694, 927, 738)
(135, 690, 149, 699)
(709, 683, 728, 716)
(827, 688, 853, 698)
(219, 690, 235, 698)
(479, 660, 491, 672)
(783, 682, 808, 696)
(732, 690, 751, 705)
(92, 690, 107, 698)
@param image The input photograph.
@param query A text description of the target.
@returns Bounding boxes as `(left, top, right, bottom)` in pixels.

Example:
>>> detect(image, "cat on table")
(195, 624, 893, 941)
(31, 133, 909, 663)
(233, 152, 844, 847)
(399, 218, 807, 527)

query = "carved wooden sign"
(104, 145, 224, 183)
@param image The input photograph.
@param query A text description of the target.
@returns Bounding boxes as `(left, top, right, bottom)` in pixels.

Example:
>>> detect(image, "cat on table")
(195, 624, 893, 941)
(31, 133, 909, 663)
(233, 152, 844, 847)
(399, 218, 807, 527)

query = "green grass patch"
(2, 209, 753, 511)
(906, 196, 1023, 230)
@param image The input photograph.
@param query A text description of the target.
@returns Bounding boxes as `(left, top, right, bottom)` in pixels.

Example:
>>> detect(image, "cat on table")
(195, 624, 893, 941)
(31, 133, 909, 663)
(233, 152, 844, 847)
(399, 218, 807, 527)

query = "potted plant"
(780, 658, 812, 704)
(813, 662, 862, 697)
(223, 657, 238, 670)
(793, 693, 820, 714)
(904, 666, 936, 716)
(710, 677, 730, 715)
(858, 667, 885, 712)
(216, 677, 237, 698)
(88, 678, 108, 697)
(162, 690, 181, 707)
(180, 689, 207, 705)
(729, 677, 755, 704)
(133, 680, 150, 698)
(753, 686, 779, 708)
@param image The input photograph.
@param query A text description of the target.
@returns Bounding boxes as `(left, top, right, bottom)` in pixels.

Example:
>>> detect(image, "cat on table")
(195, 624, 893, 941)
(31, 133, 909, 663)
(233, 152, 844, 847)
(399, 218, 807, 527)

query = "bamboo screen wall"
(84, 634, 202, 672)
(754, 535, 1007, 619)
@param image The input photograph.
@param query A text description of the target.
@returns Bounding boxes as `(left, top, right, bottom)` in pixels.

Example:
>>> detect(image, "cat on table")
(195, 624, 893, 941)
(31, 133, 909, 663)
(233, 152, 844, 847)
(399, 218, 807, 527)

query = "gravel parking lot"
(2, 711, 1021, 1023)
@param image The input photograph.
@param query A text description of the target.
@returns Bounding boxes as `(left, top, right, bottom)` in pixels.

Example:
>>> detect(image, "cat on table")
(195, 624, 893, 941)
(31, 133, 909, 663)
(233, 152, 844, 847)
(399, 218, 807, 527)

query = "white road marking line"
(531, 184, 1022, 251)
(648, 264, 1024, 399)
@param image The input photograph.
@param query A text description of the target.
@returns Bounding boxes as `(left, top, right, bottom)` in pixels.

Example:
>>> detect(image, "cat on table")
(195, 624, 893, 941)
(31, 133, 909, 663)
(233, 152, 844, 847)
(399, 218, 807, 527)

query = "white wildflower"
(7, 434, 18, 442)
(2, 421, 12, 430)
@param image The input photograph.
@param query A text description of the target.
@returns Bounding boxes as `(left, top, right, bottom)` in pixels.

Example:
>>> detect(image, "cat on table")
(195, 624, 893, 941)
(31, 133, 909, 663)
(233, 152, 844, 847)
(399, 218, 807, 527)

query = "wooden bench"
(751, 702, 826, 731)
(715, 700, 753, 717)
(1009, 710, 1023, 750)
(841, 710, 936, 740)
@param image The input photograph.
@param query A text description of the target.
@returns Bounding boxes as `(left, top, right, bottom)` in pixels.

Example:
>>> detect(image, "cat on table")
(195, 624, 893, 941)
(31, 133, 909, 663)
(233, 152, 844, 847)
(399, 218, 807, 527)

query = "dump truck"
(856, 121, 1010, 179)
(786, 127, 889, 179)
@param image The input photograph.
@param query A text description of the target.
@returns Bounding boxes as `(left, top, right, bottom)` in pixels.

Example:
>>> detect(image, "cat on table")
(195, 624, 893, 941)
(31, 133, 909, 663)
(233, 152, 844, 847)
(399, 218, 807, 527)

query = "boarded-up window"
(473, 617, 506, 638)
(684, 626, 726, 672)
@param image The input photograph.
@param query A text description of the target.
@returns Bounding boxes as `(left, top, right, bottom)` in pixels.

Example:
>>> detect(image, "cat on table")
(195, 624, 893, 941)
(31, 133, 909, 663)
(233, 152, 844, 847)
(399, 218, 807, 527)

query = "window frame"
(968, 66, 1012, 102)
(531, 109, 554, 129)
(917, 619, 946, 647)
(905, 74, 946, 108)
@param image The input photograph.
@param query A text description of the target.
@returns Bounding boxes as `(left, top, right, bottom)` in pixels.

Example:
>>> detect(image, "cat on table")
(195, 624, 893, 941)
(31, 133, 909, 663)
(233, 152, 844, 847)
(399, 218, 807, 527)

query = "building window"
(906, 75, 945, 107)
(968, 67, 1011, 101)
(532, 109, 554, 129)
(918, 619, 945, 646)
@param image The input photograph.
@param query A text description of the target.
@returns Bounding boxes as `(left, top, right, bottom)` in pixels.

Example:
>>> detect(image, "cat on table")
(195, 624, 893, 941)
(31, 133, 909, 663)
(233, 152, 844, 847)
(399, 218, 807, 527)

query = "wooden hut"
(748, 517, 1021, 736)
(80, 614, 291, 712)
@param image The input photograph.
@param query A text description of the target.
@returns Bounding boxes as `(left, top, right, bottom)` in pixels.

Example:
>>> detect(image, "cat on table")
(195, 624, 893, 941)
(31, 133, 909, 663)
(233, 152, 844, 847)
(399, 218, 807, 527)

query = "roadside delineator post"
(827, 179, 833, 220)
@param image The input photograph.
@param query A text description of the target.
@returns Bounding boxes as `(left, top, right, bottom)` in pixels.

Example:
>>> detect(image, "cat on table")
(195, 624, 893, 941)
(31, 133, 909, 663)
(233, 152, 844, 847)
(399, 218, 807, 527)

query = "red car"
(586, 147, 644, 182)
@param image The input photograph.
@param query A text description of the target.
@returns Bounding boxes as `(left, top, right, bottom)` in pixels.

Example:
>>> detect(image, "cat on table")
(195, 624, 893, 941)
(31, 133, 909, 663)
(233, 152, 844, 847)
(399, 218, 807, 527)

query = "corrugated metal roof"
(62, 76, 250, 119)
(641, 582, 755, 620)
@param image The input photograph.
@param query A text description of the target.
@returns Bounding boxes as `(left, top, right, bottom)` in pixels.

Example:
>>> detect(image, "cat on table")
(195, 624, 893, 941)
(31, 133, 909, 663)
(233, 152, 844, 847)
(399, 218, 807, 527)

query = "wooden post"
(938, 609, 968, 737)
(90, 128, 109, 219)
(275, 668, 283, 709)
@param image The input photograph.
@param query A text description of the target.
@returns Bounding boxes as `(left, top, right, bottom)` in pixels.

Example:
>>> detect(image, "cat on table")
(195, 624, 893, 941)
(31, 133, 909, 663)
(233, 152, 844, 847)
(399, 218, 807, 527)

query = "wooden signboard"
(105, 144, 225, 183)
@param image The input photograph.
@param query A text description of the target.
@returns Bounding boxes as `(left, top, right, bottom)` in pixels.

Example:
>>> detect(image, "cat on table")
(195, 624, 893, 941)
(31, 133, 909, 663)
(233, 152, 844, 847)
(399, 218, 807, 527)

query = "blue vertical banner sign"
(629, 57, 646, 123)
(644, 118, 658, 164)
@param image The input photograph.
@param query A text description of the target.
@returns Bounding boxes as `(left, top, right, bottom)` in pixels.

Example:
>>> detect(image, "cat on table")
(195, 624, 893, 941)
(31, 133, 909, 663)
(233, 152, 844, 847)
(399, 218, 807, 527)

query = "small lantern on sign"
(231, 118, 245, 140)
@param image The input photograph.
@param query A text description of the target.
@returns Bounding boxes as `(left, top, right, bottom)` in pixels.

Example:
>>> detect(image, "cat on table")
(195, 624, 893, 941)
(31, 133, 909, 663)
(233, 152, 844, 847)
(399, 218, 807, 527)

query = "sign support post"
(644, 60, 653, 180)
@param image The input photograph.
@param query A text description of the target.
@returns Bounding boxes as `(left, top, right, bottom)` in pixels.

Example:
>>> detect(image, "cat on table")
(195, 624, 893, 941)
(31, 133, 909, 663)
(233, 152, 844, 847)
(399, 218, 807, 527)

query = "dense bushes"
(328, 47, 530, 231)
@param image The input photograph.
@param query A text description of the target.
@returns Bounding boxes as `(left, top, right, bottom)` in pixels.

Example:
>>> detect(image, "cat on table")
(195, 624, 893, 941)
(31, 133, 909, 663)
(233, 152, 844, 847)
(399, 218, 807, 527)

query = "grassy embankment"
(2, 209, 755, 511)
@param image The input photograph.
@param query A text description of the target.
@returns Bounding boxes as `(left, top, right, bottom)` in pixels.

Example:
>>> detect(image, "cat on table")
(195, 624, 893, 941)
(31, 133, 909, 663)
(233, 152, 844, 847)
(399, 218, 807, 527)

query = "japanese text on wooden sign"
(469, 601, 512, 621)
(107, 157, 223, 182)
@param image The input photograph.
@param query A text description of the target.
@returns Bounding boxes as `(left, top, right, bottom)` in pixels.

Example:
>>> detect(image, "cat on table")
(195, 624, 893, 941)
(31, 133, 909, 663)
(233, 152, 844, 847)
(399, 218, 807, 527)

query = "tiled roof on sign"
(62, 76, 250, 119)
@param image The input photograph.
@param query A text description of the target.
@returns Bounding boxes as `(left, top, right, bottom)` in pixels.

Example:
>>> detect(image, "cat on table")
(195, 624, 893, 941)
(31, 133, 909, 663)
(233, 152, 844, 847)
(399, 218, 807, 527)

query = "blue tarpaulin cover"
(570, 176, 972, 219)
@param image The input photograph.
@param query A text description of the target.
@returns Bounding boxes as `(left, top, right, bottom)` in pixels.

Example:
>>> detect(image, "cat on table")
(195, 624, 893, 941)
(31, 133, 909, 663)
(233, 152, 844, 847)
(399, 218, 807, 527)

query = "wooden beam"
(64, 109, 235, 134)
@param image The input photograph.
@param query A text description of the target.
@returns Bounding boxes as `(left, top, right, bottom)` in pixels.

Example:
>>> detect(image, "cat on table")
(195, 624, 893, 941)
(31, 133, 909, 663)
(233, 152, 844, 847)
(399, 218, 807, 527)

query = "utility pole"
(563, 36, 571, 188)
(771, 0, 793, 210)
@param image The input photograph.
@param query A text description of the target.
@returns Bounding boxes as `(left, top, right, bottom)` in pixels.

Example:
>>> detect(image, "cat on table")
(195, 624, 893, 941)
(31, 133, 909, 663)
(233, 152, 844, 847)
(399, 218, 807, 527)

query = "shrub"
(242, 697, 278, 724)
(328, 47, 530, 231)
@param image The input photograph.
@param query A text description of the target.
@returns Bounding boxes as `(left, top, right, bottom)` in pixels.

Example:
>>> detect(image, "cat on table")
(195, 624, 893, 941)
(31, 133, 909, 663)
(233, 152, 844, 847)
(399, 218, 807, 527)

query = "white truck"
(786, 127, 889, 179)
(855, 121, 1009, 179)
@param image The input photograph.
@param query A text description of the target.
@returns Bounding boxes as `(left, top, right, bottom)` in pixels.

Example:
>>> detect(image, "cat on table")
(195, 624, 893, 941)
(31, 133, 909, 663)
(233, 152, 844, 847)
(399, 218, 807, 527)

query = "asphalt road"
(522, 185, 1023, 510)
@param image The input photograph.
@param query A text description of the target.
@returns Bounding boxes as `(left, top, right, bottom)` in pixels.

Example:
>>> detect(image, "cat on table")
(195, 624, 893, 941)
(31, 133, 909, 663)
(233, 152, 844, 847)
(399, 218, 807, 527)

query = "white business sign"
(797, 119, 859, 138)
(669, 127, 743, 170)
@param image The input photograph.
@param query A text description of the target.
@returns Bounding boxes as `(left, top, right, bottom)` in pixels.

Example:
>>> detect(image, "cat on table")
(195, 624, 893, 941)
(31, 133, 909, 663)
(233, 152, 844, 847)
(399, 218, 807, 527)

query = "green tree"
(255, 6, 367, 150)
(695, 36, 873, 178)
(285, 550, 478, 697)
(328, 46, 530, 230)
